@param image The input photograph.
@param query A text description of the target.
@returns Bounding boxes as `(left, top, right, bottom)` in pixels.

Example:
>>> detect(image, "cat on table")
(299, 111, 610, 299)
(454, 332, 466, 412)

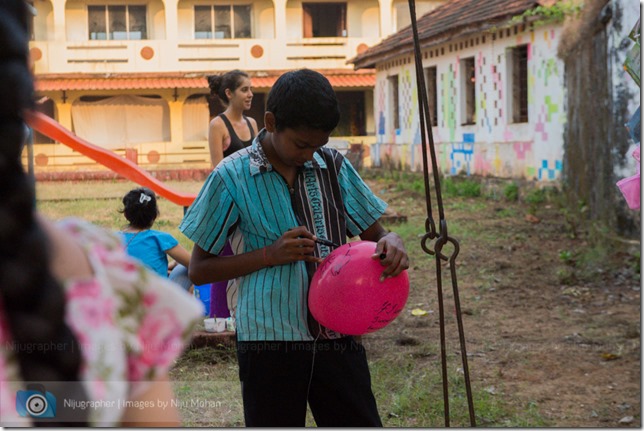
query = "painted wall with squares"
(372, 22, 567, 181)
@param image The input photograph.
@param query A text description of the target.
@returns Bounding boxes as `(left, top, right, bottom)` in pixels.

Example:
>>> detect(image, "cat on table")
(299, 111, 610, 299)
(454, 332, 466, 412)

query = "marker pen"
(314, 237, 340, 248)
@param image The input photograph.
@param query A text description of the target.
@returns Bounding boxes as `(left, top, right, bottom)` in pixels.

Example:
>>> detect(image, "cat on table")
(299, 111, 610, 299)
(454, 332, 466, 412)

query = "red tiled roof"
(36, 77, 204, 91)
(35, 72, 375, 92)
(350, 0, 549, 69)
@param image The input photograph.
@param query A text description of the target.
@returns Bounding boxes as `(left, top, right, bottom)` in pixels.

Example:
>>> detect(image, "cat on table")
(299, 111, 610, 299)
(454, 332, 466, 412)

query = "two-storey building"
(27, 0, 444, 173)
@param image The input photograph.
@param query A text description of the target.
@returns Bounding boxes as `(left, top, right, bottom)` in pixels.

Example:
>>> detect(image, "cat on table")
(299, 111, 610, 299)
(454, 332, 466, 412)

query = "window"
(460, 57, 476, 125)
(302, 3, 346, 38)
(509, 45, 529, 123)
(389, 75, 400, 131)
(88, 5, 147, 40)
(425, 66, 438, 127)
(335, 92, 366, 136)
(195, 5, 252, 39)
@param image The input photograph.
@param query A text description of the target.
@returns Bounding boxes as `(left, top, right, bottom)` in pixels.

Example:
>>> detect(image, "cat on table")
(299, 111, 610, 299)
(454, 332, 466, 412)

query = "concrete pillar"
(169, 100, 184, 146)
(56, 100, 73, 131)
(52, 0, 66, 41)
(378, 0, 393, 38)
(164, 0, 179, 41)
(273, 0, 287, 44)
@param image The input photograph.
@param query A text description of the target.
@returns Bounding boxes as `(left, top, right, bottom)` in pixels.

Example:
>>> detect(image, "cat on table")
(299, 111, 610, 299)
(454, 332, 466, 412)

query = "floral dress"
(0, 218, 203, 426)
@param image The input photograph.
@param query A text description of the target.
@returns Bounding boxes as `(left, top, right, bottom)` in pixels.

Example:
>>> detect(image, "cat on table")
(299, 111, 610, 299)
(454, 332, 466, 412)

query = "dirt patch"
(368, 180, 640, 427)
(165, 177, 639, 427)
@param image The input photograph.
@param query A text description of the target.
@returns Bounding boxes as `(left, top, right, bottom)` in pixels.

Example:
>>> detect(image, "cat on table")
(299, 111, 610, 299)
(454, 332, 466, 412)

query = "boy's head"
(120, 187, 159, 229)
(265, 69, 340, 133)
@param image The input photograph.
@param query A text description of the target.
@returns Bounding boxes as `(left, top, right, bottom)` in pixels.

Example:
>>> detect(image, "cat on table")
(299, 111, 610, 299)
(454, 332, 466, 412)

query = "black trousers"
(236, 337, 383, 427)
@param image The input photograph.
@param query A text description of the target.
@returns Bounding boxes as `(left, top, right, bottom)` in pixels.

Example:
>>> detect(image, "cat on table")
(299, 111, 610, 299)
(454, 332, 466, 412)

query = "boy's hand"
(373, 232, 410, 282)
(266, 226, 324, 265)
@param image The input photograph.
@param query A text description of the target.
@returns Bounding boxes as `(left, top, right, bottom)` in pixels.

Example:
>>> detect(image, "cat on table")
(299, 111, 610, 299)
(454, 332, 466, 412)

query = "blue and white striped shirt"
(179, 130, 387, 341)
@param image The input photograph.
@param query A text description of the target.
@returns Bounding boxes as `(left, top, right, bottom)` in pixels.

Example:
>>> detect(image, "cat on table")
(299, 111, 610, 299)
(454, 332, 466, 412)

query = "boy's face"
(265, 112, 331, 167)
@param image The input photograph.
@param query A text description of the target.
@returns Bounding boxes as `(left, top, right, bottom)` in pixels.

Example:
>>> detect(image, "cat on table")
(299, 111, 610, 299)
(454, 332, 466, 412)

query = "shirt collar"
(249, 129, 328, 176)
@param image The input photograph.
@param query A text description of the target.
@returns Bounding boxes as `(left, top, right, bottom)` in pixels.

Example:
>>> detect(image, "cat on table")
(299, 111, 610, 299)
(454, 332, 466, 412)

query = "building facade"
(352, 0, 640, 233)
(27, 0, 445, 173)
(351, 0, 571, 181)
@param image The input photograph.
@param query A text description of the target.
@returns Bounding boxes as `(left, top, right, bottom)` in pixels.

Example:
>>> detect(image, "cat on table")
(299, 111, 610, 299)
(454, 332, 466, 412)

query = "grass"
(370, 355, 549, 427)
(32, 173, 643, 427)
(35, 179, 201, 250)
(169, 347, 244, 427)
(35, 177, 558, 427)
(370, 170, 483, 199)
(503, 182, 520, 201)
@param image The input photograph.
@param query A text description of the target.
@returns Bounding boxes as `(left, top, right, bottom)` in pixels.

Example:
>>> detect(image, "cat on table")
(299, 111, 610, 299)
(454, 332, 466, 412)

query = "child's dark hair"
(266, 69, 340, 132)
(0, 0, 88, 425)
(120, 187, 159, 229)
(207, 70, 249, 107)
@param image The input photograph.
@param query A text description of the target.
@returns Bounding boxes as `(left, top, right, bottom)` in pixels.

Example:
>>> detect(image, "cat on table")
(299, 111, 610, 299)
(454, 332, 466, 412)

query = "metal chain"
(407, 0, 476, 426)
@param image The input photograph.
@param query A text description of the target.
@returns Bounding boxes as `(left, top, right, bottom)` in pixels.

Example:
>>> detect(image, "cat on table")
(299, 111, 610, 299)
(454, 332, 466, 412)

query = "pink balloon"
(308, 240, 410, 335)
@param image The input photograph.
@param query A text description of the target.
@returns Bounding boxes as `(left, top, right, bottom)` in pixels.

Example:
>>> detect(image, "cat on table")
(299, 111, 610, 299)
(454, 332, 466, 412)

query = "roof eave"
(351, 5, 546, 70)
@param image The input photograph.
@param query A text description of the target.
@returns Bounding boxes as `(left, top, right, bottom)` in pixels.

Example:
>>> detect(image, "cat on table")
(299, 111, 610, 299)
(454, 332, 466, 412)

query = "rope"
(406, 0, 476, 425)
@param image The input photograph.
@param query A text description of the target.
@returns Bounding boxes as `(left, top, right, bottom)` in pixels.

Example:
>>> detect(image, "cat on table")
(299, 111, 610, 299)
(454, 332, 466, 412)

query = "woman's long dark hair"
(0, 0, 88, 426)
(207, 69, 249, 107)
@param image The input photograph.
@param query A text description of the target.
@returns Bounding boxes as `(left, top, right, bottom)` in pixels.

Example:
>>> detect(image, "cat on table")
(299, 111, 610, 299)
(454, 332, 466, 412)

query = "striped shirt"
(179, 130, 387, 341)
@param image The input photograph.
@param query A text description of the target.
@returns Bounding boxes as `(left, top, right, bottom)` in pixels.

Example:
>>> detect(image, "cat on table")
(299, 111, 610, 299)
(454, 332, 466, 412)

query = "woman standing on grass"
(199, 70, 258, 320)
(207, 70, 258, 168)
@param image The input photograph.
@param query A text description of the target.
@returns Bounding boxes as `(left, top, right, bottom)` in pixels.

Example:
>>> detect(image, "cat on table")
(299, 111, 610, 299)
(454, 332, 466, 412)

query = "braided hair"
(0, 0, 88, 426)
(207, 69, 249, 107)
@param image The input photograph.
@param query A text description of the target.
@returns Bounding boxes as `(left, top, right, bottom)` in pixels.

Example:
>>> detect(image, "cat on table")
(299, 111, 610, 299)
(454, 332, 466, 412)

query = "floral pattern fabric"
(0, 218, 203, 426)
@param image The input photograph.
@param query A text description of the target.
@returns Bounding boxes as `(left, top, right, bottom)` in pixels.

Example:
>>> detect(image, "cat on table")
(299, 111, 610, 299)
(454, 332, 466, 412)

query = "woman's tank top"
(219, 114, 256, 158)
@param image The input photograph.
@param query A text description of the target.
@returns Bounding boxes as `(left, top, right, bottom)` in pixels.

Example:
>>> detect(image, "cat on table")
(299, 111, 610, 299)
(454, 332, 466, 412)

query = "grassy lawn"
(34, 176, 546, 427)
(36, 179, 200, 251)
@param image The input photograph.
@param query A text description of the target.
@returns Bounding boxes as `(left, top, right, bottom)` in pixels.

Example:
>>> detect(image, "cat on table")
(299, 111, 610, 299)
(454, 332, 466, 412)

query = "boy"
(180, 69, 409, 426)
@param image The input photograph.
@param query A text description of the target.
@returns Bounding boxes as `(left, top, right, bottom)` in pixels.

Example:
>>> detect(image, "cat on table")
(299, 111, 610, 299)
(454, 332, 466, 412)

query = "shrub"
(503, 182, 519, 201)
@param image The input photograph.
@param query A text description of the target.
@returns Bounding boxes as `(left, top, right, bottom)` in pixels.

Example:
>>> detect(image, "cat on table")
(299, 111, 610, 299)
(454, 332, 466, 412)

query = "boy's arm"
(360, 220, 410, 281)
(188, 226, 323, 285)
(189, 244, 264, 285)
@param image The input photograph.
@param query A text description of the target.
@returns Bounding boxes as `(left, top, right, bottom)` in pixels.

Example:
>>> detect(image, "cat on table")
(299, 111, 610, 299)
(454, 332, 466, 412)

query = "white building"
(27, 0, 445, 174)
(351, 0, 572, 181)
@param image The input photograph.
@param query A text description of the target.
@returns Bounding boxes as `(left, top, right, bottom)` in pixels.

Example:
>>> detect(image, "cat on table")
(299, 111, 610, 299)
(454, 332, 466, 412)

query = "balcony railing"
(23, 135, 376, 173)
(29, 37, 379, 74)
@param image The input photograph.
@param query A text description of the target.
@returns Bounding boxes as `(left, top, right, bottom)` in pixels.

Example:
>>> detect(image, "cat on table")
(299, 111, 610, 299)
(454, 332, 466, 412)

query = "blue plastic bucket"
(194, 284, 211, 317)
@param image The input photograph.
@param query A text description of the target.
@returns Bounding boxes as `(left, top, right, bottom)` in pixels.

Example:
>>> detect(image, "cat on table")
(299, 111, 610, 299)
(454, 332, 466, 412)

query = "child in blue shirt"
(119, 187, 191, 278)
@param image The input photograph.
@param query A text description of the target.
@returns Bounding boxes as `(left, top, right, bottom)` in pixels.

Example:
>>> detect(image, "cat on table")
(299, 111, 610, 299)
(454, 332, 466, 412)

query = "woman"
(201, 70, 258, 320)
(207, 70, 258, 168)
(0, 1, 202, 426)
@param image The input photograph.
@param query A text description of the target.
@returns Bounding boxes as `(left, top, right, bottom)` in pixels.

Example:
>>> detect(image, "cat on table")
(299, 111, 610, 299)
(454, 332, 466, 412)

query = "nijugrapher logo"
(16, 384, 56, 418)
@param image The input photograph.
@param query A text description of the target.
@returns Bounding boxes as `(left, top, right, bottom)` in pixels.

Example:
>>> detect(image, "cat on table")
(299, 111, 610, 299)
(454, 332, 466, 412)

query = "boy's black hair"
(120, 187, 159, 229)
(267, 69, 340, 132)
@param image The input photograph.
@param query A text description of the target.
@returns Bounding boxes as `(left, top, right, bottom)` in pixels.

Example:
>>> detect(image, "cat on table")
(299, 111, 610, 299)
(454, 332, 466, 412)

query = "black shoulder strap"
(218, 113, 235, 135)
(243, 116, 255, 139)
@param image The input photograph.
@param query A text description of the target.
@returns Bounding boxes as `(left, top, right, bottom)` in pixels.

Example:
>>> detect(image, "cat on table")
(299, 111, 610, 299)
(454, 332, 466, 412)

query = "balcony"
(29, 36, 379, 74)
